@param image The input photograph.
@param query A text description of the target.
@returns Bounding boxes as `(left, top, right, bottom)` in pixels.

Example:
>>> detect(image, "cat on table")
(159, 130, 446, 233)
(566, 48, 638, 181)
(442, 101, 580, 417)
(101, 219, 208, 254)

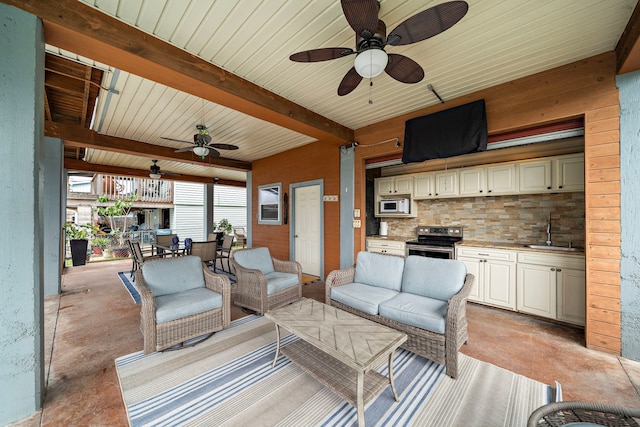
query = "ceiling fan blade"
(337, 67, 363, 96)
(161, 136, 192, 144)
(341, 0, 380, 38)
(208, 143, 239, 150)
(385, 53, 425, 84)
(174, 147, 193, 153)
(290, 47, 354, 62)
(208, 148, 221, 158)
(161, 171, 181, 176)
(387, 1, 468, 46)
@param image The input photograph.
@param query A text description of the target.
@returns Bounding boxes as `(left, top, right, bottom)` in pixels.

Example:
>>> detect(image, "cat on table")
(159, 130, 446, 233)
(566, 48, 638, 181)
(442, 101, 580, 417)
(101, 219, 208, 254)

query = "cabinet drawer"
(517, 252, 585, 269)
(367, 239, 406, 251)
(456, 246, 516, 261)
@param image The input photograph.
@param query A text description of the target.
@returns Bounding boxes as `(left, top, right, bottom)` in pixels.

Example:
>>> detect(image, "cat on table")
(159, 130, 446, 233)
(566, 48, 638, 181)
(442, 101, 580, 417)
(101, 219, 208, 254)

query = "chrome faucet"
(546, 213, 552, 246)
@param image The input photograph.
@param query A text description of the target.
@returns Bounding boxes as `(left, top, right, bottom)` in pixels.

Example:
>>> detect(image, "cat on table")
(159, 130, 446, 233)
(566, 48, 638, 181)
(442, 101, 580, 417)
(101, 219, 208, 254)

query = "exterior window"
(258, 183, 281, 225)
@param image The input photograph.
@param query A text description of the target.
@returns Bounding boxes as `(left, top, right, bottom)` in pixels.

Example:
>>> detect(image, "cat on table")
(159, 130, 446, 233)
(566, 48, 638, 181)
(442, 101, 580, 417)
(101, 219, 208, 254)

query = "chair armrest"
(324, 266, 356, 304)
(203, 263, 231, 327)
(273, 257, 302, 281)
(135, 269, 158, 354)
(231, 260, 269, 297)
(445, 273, 475, 330)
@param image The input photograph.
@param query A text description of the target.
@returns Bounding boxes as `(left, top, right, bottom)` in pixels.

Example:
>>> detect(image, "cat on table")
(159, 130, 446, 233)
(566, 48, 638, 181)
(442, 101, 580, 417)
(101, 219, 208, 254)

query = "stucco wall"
(618, 70, 640, 361)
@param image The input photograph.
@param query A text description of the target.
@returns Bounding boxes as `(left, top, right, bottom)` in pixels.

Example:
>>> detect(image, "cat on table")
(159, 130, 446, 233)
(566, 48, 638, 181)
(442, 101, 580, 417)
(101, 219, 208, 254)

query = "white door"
(294, 185, 321, 277)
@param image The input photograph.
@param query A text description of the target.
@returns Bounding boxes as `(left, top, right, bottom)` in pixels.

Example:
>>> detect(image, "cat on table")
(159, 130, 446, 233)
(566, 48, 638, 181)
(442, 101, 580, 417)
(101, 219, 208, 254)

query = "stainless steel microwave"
(379, 198, 410, 214)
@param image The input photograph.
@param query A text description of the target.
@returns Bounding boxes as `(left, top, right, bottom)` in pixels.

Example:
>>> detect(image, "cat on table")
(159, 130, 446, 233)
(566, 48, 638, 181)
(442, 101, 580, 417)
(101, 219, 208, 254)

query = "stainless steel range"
(405, 226, 463, 259)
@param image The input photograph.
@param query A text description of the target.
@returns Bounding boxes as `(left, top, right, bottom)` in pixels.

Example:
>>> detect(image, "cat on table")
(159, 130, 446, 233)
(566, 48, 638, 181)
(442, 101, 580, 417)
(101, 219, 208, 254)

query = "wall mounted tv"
(402, 99, 488, 164)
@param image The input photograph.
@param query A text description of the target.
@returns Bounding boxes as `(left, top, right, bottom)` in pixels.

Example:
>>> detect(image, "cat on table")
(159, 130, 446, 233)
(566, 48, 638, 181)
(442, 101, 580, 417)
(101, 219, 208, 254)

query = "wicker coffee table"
(265, 298, 407, 427)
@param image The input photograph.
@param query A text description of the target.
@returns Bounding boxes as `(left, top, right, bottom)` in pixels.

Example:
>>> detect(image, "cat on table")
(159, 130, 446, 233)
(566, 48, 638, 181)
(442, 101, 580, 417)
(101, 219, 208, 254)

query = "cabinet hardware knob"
(551, 268, 556, 271)
(488, 190, 492, 193)
(547, 186, 551, 189)
(559, 185, 563, 189)
(557, 268, 562, 272)
(480, 190, 483, 193)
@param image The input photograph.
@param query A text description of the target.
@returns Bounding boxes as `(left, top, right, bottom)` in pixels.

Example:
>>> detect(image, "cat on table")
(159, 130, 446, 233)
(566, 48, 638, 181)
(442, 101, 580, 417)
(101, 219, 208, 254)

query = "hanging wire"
(368, 78, 374, 104)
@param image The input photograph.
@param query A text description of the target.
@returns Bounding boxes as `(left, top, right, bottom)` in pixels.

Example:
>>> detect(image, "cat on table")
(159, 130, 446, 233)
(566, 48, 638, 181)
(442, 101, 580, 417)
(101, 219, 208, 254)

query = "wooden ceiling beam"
(44, 72, 85, 96)
(47, 121, 252, 171)
(616, 0, 640, 74)
(4, 0, 353, 145)
(43, 89, 52, 121)
(64, 159, 245, 188)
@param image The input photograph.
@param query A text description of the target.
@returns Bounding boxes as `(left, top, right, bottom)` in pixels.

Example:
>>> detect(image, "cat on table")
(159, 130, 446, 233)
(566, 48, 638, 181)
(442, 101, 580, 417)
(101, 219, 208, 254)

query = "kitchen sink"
(523, 244, 583, 252)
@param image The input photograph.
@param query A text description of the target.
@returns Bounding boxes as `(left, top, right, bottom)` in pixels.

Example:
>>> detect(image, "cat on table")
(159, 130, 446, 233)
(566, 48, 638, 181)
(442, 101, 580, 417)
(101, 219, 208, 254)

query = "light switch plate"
(353, 219, 361, 228)
(354, 208, 360, 218)
(323, 195, 339, 202)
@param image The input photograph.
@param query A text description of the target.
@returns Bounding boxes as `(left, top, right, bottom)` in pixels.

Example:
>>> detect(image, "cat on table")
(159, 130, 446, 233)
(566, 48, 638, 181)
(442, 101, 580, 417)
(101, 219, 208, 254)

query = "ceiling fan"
(148, 160, 180, 179)
(289, 0, 468, 96)
(161, 124, 239, 158)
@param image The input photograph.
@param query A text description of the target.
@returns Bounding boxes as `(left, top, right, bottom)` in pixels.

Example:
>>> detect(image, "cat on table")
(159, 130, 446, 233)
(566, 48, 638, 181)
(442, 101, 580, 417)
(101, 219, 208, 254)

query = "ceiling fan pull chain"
(368, 78, 373, 104)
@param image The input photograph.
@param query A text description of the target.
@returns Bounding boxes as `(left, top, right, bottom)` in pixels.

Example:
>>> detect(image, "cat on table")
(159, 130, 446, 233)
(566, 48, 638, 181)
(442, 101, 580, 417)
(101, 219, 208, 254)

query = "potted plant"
(65, 222, 93, 266)
(214, 218, 233, 246)
(91, 236, 110, 255)
(94, 194, 137, 258)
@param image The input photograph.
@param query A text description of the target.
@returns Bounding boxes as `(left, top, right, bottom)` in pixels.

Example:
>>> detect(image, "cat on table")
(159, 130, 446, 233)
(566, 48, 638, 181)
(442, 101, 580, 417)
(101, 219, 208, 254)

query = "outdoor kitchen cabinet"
(516, 251, 585, 325)
(553, 153, 584, 192)
(413, 172, 435, 199)
(456, 247, 517, 310)
(434, 170, 458, 197)
(366, 238, 406, 256)
(376, 176, 413, 196)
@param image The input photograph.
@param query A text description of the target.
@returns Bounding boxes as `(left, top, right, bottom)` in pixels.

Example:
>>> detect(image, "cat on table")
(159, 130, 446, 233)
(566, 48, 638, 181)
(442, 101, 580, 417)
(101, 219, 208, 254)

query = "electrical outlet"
(353, 219, 361, 228)
(354, 208, 360, 218)
(323, 195, 339, 202)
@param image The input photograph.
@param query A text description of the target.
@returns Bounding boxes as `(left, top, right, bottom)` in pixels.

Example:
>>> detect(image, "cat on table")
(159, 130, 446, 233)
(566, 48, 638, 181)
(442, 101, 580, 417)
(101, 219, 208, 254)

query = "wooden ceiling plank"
(4, 0, 353, 144)
(45, 72, 86, 96)
(616, 0, 640, 74)
(47, 121, 252, 171)
(64, 158, 245, 187)
(44, 89, 52, 121)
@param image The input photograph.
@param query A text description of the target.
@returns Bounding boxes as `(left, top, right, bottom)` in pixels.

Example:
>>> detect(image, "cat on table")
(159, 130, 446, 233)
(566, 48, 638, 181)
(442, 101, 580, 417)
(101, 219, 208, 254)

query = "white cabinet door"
(518, 160, 552, 193)
(366, 239, 406, 256)
(553, 154, 584, 192)
(486, 164, 517, 195)
(434, 171, 458, 197)
(394, 175, 413, 195)
(557, 267, 586, 325)
(517, 263, 557, 319)
(459, 168, 485, 196)
(376, 177, 394, 195)
(458, 256, 483, 302)
(413, 173, 435, 199)
(484, 259, 517, 309)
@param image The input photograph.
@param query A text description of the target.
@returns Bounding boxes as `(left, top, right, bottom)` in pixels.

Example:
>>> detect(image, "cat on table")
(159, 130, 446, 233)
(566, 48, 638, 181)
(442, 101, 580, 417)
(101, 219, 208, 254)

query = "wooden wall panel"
(250, 140, 341, 277)
(353, 51, 622, 354)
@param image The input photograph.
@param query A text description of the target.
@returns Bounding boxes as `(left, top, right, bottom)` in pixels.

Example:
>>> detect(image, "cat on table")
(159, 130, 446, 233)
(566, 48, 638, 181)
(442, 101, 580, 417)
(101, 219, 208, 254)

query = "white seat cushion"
(331, 283, 399, 315)
(264, 271, 299, 295)
(379, 293, 448, 334)
(155, 287, 222, 323)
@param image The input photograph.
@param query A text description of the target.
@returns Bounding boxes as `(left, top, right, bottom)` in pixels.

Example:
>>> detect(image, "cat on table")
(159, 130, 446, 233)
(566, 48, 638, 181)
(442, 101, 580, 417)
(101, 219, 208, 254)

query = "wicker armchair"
(230, 247, 302, 314)
(136, 256, 231, 354)
(527, 401, 640, 427)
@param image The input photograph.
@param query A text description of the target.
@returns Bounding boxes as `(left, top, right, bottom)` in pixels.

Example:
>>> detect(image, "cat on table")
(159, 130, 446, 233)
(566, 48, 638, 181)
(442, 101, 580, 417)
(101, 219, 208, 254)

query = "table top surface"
(265, 298, 407, 370)
(151, 242, 187, 251)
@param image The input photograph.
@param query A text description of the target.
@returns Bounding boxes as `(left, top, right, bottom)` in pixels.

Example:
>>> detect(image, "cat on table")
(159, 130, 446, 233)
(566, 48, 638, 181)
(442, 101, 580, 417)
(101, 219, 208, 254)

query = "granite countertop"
(457, 240, 585, 255)
(366, 235, 408, 242)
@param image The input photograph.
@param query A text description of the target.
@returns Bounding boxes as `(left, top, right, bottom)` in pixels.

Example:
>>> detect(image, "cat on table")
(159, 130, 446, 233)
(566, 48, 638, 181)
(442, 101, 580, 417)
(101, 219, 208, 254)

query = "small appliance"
(379, 221, 388, 236)
(379, 198, 410, 214)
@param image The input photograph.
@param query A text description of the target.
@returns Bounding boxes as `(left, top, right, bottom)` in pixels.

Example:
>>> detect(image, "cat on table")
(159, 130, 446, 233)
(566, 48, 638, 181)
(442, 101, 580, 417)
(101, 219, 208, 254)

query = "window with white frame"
(258, 183, 281, 225)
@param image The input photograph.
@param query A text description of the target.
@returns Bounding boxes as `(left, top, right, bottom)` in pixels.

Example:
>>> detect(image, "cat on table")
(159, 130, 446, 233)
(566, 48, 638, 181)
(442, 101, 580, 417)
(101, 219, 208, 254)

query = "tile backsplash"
(381, 192, 585, 248)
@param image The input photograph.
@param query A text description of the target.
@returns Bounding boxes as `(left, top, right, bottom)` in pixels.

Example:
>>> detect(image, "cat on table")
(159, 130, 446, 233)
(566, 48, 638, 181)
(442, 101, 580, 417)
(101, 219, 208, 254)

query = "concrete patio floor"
(11, 258, 640, 426)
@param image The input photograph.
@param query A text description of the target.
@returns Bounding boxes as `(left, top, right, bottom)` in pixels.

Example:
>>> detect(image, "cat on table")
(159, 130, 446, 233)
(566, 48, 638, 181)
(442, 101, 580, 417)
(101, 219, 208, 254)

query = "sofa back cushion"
(233, 247, 275, 274)
(401, 256, 466, 301)
(142, 256, 205, 296)
(353, 251, 405, 291)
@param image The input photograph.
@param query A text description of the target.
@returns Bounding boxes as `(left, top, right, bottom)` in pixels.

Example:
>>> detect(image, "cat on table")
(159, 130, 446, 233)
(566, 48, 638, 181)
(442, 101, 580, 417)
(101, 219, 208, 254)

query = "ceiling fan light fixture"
(193, 146, 210, 157)
(149, 172, 161, 179)
(354, 48, 388, 78)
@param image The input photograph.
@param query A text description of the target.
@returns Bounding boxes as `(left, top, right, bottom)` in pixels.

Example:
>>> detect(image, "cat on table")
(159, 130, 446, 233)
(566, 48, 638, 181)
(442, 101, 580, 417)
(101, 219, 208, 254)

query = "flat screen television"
(402, 99, 488, 164)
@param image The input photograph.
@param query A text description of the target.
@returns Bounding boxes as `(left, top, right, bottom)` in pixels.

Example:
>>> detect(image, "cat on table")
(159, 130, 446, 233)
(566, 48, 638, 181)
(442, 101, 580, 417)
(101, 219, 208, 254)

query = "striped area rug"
(117, 271, 141, 304)
(115, 315, 551, 426)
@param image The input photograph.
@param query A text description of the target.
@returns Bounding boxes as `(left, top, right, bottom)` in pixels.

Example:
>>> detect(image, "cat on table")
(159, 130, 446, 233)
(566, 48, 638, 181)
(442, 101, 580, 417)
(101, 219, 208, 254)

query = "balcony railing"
(68, 174, 173, 204)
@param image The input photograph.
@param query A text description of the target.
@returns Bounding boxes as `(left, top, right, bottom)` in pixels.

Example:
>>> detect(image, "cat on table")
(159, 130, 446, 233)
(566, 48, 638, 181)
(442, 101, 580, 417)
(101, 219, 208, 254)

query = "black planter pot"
(70, 239, 89, 266)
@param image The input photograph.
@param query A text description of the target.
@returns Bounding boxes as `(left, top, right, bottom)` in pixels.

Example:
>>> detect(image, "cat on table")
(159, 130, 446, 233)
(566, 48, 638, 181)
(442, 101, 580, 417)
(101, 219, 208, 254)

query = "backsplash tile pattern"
(382, 193, 585, 248)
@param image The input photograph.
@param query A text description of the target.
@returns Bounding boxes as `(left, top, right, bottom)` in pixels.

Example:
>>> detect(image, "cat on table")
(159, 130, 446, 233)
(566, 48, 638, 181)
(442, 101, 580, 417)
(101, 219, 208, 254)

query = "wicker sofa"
(325, 251, 474, 378)
(136, 255, 231, 354)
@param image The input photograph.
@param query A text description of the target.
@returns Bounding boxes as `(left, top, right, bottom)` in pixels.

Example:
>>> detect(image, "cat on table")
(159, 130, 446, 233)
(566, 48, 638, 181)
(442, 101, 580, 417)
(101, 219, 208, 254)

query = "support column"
(44, 137, 64, 296)
(0, 4, 45, 424)
(617, 70, 640, 361)
(340, 147, 355, 268)
(204, 183, 214, 239)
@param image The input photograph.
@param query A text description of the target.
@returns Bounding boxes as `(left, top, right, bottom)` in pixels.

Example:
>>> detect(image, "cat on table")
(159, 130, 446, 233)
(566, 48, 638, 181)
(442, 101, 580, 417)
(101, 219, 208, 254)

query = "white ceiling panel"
(61, 0, 637, 183)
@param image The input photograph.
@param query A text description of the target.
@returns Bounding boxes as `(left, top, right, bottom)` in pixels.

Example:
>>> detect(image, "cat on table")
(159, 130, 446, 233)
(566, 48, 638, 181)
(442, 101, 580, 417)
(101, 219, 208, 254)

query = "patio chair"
(189, 240, 217, 267)
(128, 240, 162, 281)
(527, 401, 640, 427)
(217, 235, 235, 272)
(233, 227, 246, 248)
(155, 233, 177, 257)
(230, 247, 302, 314)
(136, 256, 232, 354)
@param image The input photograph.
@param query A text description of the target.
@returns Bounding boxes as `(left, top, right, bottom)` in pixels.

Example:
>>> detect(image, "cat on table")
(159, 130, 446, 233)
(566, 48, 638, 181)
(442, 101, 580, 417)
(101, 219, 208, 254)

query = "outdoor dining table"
(150, 242, 188, 257)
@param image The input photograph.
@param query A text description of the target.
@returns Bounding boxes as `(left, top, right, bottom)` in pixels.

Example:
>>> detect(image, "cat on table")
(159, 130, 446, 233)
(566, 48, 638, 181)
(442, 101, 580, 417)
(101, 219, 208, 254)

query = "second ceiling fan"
(161, 124, 239, 158)
(289, 0, 468, 95)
